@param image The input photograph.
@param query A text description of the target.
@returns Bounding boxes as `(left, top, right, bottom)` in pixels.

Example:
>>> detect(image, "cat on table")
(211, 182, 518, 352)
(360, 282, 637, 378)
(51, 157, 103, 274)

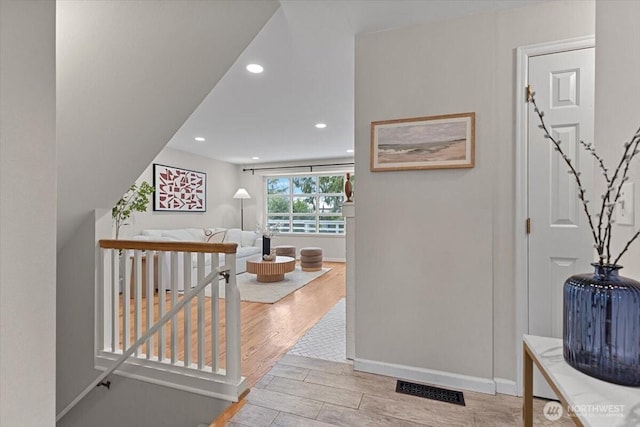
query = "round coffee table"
(246, 256, 296, 283)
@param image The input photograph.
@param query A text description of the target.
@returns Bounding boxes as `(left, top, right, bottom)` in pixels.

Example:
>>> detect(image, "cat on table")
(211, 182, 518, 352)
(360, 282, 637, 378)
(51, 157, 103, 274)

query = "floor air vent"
(395, 380, 465, 406)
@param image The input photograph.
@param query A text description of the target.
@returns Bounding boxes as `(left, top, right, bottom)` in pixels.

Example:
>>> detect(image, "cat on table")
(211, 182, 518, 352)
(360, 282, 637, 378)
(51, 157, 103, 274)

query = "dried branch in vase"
(256, 222, 281, 239)
(529, 92, 640, 266)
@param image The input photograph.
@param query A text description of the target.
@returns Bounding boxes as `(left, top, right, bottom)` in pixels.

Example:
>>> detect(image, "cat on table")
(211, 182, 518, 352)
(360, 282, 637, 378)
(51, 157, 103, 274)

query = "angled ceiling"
(56, 0, 279, 249)
(168, 0, 545, 165)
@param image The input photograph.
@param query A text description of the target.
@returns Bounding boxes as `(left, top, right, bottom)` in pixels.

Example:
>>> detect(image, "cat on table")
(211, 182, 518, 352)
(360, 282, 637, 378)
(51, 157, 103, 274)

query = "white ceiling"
(167, 0, 544, 165)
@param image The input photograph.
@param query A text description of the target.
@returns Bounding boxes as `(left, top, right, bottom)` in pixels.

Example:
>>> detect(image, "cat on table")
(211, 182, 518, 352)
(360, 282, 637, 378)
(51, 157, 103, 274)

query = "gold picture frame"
(370, 112, 475, 171)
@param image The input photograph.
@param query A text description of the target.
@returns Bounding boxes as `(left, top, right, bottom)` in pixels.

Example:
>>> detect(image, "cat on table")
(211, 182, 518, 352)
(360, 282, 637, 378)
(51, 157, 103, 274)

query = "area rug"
(204, 266, 330, 304)
(287, 298, 346, 362)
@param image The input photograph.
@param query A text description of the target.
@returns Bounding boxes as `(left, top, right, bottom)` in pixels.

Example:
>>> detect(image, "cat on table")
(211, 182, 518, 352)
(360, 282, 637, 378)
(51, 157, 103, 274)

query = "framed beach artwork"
(153, 164, 206, 212)
(370, 112, 475, 171)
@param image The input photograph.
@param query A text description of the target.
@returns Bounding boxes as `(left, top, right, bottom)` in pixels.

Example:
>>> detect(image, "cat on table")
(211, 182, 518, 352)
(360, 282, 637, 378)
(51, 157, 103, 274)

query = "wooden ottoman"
(275, 245, 296, 259)
(300, 247, 323, 271)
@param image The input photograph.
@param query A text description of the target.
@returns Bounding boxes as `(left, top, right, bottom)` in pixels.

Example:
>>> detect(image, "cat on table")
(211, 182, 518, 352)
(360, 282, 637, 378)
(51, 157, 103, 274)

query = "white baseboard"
(494, 378, 517, 396)
(323, 257, 345, 263)
(353, 358, 496, 395)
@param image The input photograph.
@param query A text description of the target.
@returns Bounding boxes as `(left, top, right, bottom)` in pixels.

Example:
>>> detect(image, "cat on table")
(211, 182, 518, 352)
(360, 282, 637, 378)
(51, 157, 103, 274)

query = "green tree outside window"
(266, 173, 350, 234)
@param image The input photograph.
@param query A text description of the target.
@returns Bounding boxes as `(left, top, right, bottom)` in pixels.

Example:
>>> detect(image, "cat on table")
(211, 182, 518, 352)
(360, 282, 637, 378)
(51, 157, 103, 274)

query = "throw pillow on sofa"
(204, 229, 226, 243)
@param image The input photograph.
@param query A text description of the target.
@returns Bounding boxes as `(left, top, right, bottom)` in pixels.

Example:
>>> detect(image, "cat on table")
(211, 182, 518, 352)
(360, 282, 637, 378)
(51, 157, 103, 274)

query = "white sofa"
(133, 227, 262, 291)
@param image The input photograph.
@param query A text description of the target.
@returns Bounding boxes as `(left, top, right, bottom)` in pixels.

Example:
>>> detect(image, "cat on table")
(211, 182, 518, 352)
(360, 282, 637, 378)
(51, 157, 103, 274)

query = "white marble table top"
(524, 334, 640, 427)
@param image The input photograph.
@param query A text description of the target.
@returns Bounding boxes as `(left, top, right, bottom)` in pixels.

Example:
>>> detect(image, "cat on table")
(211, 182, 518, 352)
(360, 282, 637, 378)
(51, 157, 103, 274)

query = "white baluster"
(225, 253, 240, 382)
(99, 248, 109, 351)
(122, 250, 131, 350)
(111, 249, 119, 353)
(211, 252, 220, 372)
(134, 251, 142, 357)
(146, 250, 155, 360)
(183, 252, 192, 367)
(171, 251, 178, 364)
(197, 252, 205, 370)
(157, 251, 166, 361)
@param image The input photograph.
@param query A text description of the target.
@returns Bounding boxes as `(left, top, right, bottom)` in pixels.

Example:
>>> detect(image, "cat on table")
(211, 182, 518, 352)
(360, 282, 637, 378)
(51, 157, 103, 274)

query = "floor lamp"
(233, 188, 251, 230)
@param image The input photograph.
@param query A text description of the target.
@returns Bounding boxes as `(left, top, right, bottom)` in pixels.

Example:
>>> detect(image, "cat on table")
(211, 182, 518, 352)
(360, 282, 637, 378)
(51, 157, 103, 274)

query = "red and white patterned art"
(153, 164, 206, 212)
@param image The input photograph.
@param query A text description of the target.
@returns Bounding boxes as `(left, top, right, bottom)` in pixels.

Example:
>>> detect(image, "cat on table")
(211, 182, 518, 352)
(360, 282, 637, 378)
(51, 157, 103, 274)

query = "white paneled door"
(527, 47, 595, 397)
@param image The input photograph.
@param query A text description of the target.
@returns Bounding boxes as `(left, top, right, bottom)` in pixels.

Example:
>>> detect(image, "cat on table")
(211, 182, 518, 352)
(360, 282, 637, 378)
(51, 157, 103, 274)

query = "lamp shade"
(233, 188, 251, 199)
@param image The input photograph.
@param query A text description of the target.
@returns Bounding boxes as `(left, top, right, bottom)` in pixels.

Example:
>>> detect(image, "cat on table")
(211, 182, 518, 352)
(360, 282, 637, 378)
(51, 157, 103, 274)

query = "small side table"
(129, 253, 158, 298)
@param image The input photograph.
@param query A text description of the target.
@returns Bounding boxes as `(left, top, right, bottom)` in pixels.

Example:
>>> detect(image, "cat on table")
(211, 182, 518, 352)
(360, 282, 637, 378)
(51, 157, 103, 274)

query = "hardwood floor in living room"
(238, 261, 346, 385)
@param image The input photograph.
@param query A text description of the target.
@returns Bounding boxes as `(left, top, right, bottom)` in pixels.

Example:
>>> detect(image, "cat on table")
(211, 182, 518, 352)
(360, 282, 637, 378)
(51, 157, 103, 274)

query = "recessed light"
(346, 149, 354, 153)
(194, 137, 205, 142)
(246, 64, 264, 74)
(315, 123, 327, 129)
(251, 156, 260, 160)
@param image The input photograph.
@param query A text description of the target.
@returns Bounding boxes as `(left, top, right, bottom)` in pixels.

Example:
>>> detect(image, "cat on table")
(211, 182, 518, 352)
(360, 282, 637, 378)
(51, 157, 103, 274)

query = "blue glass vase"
(564, 263, 640, 386)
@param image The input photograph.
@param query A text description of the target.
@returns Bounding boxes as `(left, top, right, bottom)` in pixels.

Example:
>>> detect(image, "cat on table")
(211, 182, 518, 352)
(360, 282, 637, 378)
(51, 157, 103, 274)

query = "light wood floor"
(228, 355, 575, 427)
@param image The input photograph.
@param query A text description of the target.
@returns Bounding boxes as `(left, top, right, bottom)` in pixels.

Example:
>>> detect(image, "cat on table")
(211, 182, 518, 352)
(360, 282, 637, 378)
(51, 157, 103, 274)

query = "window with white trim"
(265, 173, 352, 234)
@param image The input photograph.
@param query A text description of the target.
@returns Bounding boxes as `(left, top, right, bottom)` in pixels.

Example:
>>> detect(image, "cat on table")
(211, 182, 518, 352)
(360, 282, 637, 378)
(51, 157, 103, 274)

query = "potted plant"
(530, 91, 640, 385)
(112, 181, 154, 239)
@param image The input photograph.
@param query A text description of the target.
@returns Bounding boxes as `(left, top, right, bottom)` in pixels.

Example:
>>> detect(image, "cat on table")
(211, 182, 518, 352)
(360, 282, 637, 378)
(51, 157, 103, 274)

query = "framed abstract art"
(153, 164, 206, 212)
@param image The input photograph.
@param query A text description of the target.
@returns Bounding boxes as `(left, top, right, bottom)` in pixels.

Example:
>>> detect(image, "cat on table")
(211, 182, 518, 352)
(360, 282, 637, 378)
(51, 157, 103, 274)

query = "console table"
(523, 334, 640, 427)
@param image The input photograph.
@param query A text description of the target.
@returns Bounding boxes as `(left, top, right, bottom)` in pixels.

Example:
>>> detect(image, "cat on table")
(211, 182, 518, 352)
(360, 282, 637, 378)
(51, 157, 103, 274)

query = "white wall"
(0, 1, 56, 425)
(56, 0, 279, 250)
(271, 234, 346, 261)
(240, 157, 353, 260)
(119, 147, 242, 237)
(355, 0, 595, 388)
(594, 1, 640, 279)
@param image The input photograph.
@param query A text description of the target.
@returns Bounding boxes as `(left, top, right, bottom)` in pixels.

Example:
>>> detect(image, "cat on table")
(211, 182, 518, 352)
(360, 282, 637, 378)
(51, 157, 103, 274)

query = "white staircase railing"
(56, 240, 245, 422)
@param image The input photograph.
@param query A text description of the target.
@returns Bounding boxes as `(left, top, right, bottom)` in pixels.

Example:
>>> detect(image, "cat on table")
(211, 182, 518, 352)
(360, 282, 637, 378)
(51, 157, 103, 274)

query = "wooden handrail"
(99, 239, 238, 254)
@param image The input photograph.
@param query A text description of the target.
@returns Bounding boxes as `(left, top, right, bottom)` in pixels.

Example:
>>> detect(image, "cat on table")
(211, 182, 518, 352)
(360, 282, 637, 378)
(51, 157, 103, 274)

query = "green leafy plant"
(112, 181, 154, 239)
